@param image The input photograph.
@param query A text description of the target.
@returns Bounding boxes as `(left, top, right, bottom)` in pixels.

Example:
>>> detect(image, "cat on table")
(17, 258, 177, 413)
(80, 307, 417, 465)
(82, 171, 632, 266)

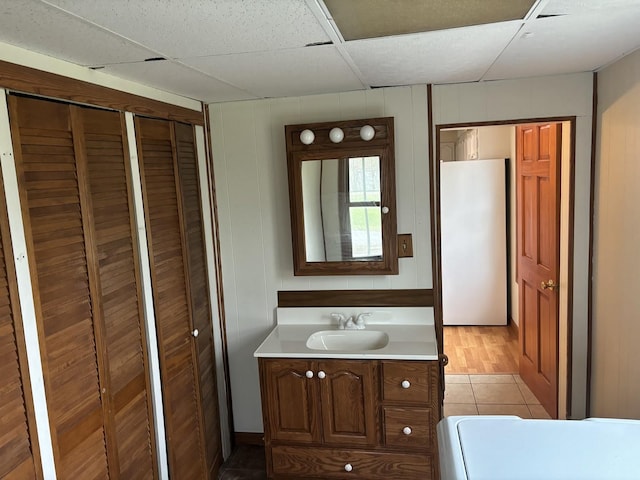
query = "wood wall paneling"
(278, 289, 434, 307)
(0, 168, 41, 478)
(0, 60, 203, 125)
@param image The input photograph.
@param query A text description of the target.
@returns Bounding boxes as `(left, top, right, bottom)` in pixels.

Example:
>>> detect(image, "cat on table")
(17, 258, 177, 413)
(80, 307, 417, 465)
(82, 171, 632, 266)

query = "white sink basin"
(305, 330, 389, 351)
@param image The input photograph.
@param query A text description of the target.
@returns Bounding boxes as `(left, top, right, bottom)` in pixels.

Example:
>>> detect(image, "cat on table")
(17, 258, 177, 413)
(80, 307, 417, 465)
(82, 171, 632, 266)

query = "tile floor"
(444, 373, 551, 419)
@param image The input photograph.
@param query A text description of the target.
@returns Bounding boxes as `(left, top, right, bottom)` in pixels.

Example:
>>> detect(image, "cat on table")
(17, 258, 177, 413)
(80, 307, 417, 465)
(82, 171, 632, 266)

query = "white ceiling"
(0, 0, 639, 104)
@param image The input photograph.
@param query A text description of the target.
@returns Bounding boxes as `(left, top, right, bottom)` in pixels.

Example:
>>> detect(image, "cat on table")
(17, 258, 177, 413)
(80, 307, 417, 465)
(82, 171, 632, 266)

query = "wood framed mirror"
(285, 117, 397, 275)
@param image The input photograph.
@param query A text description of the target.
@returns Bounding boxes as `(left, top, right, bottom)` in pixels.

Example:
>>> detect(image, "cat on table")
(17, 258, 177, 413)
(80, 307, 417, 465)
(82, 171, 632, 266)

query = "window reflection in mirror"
(302, 156, 382, 262)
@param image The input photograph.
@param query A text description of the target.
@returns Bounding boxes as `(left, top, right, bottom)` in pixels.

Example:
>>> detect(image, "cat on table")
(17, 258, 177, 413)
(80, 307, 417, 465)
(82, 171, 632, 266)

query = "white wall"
(478, 125, 512, 159)
(592, 48, 640, 419)
(209, 85, 431, 432)
(433, 73, 594, 419)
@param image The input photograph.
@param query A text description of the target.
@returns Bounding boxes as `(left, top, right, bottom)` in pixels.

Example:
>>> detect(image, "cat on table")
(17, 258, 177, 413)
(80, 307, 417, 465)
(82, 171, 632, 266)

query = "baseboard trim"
(508, 316, 519, 338)
(234, 432, 265, 446)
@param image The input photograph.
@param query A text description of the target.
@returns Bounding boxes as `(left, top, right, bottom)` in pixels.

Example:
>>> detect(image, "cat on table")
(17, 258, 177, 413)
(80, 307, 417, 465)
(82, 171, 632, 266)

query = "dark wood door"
(10, 95, 111, 478)
(260, 358, 320, 444)
(9, 95, 158, 478)
(516, 123, 561, 418)
(0, 169, 41, 479)
(136, 117, 208, 478)
(318, 360, 377, 447)
(80, 107, 157, 477)
(175, 122, 222, 476)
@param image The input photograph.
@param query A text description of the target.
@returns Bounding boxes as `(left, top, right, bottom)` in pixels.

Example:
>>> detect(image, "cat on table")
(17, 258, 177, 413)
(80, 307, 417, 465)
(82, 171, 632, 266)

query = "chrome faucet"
(332, 313, 347, 329)
(355, 312, 371, 329)
(332, 312, 371, 330)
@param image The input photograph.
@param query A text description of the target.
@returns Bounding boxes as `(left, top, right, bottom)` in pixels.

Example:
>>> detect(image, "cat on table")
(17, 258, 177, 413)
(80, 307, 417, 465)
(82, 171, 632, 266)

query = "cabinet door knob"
(401, 380, 411, 389)
(192, 329, 199, 338)
(317, 370, 326, 379)
(305, 370, 314, 378)
(403, 426, 412, 435)
(344, 463, 353, 472)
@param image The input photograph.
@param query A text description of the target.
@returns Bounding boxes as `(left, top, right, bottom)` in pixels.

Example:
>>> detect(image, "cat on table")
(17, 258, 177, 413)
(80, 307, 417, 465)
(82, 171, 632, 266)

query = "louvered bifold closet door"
(8, 95, 157, 479)
(175, 123, 222, 477)
(0, 171, 41, 479)
(80, 107, 157, 478)
(135, 117, 208, 479)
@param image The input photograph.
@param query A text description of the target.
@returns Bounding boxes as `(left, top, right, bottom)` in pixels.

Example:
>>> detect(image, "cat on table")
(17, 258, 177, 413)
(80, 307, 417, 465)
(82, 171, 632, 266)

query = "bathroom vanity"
(254, 307, 441, 479)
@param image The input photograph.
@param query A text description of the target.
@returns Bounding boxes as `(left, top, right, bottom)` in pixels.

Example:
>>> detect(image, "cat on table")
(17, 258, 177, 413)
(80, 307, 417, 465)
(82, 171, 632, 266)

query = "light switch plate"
(397, 234, 413, 258)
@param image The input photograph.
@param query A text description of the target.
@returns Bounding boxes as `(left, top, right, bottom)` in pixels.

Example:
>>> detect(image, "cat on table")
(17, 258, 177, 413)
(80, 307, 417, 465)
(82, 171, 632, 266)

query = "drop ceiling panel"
(184, 45, 365, 99)
(45, 0, 331, 59)
(101, 61, 255, 103)
(325, 0, 534, 40)
(0, 0, 157, 65)
(484, 8, 640, 81)
(345, 21, 524, 86)
(541, 0, 640, 15)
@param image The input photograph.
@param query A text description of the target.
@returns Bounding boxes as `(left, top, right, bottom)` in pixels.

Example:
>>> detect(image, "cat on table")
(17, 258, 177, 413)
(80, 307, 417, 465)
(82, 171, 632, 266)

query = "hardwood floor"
(443, 325, 519, 374)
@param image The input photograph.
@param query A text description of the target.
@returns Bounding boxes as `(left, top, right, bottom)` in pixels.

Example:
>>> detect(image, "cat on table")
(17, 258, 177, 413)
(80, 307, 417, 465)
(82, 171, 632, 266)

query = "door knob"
(192, 329, 199, 337)
(541, 279, 558, 291)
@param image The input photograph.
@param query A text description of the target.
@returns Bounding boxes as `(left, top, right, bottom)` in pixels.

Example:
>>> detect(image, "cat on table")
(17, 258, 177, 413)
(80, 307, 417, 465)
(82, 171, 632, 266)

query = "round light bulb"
(299, 129, 315, 145)
(329, 127, 344, 143)
(360, 124, 375, 141)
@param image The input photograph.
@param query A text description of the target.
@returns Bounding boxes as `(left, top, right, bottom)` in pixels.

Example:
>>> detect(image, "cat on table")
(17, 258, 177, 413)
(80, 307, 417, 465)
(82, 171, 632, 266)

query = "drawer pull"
(305, 370, 314, 378)
(403, 426, 412, 435)
(344, 463, 353, 472)
(401, 380, 411, 389)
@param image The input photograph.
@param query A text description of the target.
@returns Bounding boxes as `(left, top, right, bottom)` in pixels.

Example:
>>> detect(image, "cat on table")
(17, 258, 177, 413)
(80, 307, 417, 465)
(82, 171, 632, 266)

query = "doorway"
(436, 119, 575, 420)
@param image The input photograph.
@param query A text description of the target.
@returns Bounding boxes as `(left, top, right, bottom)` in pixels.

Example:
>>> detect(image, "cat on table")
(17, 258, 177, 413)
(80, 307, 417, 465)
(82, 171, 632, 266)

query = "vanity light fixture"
(299, 129, 315, 145)
(329, 127, 344, 143)
(360, 124, 375, 141)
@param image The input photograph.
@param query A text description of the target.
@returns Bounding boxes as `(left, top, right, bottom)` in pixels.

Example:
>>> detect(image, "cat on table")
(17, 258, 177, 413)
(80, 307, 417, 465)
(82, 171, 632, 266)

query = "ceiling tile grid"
(345, 21, 524, 86)
(184, 44, 365, 99)
(101, 60, 255, 103)
(484, 7, 640, 81)
(0, 0, 639, 103)
(0, 0, 158, 65)
(43, 0, 331, 59)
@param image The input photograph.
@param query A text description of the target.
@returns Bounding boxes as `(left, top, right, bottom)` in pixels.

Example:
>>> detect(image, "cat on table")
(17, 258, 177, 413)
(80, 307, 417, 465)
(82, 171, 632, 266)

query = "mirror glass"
(286, 116, 397, 275)
(302, 156, 382, 262)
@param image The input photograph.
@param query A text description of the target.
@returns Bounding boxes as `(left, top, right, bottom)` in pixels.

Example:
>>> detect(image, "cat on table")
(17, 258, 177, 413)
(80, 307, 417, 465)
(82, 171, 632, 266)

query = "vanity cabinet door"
(260, 359, 320, 444)
(317, 360, 377, 447)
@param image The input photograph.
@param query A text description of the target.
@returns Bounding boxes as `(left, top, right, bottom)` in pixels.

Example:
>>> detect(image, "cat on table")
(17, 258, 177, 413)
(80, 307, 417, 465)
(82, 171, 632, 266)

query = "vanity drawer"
(383, 407, 433, 448)
(271, 445, 433, 479)
(382, 361, 436, 403)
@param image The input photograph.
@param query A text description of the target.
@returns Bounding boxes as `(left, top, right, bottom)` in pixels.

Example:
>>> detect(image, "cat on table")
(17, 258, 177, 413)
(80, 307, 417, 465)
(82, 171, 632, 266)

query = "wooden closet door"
(79, 107, 157, 477)
(175, 123, 222, 476)
(0, 171, 42, 479)
(9, 95, 158, 478)
(9, 95, 111, 478)
(135, 117, 207, 478)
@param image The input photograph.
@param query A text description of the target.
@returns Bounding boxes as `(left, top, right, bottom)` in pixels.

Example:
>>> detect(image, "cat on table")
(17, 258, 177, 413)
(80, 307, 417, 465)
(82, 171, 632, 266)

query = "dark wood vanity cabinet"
(259, 358, 440, 480)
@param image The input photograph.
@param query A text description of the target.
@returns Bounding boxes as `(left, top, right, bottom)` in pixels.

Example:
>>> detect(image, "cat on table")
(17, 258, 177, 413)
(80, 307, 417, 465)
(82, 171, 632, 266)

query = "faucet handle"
(331, 313, 346, 329)
(356, 312, 371, 329)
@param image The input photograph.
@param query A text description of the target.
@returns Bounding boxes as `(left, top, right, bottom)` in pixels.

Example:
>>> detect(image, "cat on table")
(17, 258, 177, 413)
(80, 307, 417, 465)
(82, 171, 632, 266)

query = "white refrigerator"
(440, 159, 507, 325)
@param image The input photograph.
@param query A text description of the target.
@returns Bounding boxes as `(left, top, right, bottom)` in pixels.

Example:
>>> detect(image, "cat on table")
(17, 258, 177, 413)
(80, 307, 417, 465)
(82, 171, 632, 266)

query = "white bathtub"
(438, 415, 640, 480)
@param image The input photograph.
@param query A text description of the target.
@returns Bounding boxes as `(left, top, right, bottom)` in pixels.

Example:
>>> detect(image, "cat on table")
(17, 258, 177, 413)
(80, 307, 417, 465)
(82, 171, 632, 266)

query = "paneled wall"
(209, 86, 431, 432)
(592, 49, 640, 419)
(433, 72, 594, 419)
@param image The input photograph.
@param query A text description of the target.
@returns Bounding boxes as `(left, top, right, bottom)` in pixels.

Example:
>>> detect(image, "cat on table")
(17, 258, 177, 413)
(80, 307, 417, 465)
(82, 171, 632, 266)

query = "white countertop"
(253, 306, 438, 360)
